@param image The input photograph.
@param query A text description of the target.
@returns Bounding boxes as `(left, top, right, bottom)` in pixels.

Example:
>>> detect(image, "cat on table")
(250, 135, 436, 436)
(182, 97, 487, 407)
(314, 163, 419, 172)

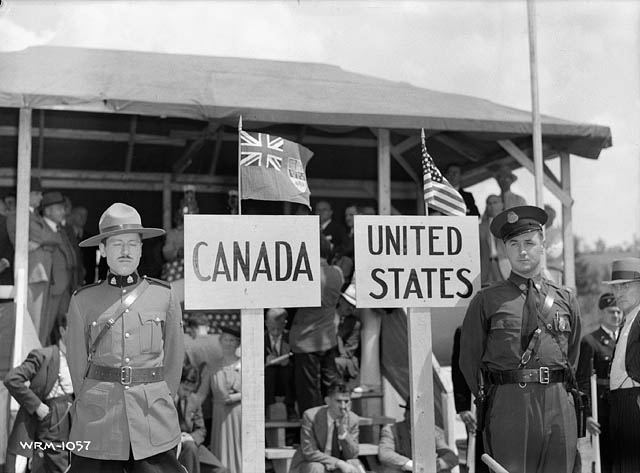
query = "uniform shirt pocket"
(138, 312, 165, 354)
(89, 314, 116, 358)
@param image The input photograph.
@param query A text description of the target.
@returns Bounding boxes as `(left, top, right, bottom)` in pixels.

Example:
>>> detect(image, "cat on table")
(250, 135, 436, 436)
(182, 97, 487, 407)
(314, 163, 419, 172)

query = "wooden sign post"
(185, 215, 321, 473)
(354, 215, 480, 472)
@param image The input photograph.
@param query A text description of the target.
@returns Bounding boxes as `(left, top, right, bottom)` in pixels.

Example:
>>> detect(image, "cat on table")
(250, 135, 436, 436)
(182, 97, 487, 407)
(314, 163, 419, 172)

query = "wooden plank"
(560, 153, 575, 289)
(407, 307, 436, 473)
(392, 135, 421, 155)
(124, 116, 138, 172)
(378, 129, 391, 215)
(498, 140, 573, 207)
(0, 125, 186, 146)
(36, 110, 45, 169)
(432, 134, 479, 162)
(241, 308, 265, 473)
(162, 174, 172, 231)
(12, 108, 32, 369)
(208, 127, 224, 175)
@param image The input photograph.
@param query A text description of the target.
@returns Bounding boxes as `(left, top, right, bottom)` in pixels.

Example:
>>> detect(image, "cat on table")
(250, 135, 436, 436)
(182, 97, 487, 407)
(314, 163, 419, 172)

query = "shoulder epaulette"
(143, 275, 171, 289)
(73, 280, 104, 296)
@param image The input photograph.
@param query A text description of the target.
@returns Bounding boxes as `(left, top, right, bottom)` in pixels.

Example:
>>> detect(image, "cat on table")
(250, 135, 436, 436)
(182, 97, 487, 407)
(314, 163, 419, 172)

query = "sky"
(0, 0, 638, 248)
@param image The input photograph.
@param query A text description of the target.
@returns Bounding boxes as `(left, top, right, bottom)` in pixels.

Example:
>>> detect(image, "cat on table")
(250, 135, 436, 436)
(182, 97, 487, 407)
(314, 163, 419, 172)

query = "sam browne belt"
(487, 367, 568, 385)
(87, 364, 164, 385)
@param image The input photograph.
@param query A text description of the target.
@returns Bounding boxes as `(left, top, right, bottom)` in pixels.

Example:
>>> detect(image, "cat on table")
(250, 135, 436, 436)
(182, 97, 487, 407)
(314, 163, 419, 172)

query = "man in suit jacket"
(444, 165, 480, 217)
(4, 318, 73, 473)
(315, 200, 348, 257)
(289, 382, 363, 473)
(264, 308, 296, 420)
(378, 403, 458, 473)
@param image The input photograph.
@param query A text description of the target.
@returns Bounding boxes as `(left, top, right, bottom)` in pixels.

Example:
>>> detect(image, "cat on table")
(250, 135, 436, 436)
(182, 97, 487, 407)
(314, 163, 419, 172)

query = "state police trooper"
(460, 206, 582, 473)
(65, 203, 185, 472)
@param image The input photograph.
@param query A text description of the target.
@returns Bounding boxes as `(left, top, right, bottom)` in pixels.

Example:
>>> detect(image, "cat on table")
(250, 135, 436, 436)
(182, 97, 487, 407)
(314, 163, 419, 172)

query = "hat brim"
(79, 228, 165, 247)
(602, 278, 640, 285)
(341, 292, 356, 306)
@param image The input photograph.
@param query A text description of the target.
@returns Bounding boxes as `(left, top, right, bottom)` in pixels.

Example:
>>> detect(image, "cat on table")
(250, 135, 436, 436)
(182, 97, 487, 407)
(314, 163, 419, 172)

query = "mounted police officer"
(65, 203, 185, 472)
(576, 292, 623, 473)
(459, 205, 582, 473)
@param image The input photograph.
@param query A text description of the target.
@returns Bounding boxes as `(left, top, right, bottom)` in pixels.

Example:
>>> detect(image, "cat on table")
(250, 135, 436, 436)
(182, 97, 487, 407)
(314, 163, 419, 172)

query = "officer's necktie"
(521, 279, 539, 352)
(331, 420, 343, 459)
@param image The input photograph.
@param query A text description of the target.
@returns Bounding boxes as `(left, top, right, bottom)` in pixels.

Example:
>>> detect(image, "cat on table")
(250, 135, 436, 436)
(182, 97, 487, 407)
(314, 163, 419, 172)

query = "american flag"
(421, 129, 466, 216)
(240, 131, 284, 170)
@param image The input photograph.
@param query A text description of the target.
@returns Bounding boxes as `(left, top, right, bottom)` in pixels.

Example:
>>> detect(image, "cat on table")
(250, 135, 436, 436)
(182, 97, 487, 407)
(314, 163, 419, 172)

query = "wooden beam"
(172, 122, 219, 175)
(377, 129, 391, 215)
(498, 140, 573, 207)
(370, 129, 420, 185)
(560, 153, 575, 289)
(36, 110, 45, 169)
(0, 125, 186, 146)
(124, 116, 138, 172)
(208, 128, 225, 175)
(392, 135, 420, 155)
(162, 174, 172, 230)
(432, 134, 480, 162)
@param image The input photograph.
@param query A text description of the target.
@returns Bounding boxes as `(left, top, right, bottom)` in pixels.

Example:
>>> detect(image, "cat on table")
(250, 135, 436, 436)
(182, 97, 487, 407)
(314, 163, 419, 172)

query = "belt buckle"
(539, 366, 550, 384)
(120, 366, 132, 385)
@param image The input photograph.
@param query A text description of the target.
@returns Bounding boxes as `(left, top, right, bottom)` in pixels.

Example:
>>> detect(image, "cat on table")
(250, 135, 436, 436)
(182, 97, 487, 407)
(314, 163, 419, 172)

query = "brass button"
(124, 385, 130, 390)
(125, 357, 130, 363)
(92, 321, 97, 326)
(125, 332, 130, 338)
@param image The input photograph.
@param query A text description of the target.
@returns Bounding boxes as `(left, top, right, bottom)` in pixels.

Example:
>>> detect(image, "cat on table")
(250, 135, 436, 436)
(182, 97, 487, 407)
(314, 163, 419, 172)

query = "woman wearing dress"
(196, 326, 242, 472)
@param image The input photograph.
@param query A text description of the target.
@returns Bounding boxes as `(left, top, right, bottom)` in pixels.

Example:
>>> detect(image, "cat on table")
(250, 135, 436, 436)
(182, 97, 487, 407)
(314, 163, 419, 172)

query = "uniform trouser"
(178, 441, 199, 473)
(609, 387, 640, 473)
(68, 448, 186, 473)
(294, 347, 339, 415)
(596, 389, 612, 473)
(484, 382, 577, 473)
(31, 395, 72, 473)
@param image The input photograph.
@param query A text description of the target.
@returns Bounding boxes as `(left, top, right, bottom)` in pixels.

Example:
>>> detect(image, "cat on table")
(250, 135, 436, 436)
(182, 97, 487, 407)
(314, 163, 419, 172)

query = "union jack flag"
(240, 131, 284, 170)
(421, 129, 466, 216)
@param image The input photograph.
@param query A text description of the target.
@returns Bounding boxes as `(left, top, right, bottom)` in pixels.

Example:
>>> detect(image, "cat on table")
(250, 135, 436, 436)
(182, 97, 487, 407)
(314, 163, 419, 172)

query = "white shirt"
(324, 411, 347, 455)
(269, 334, 282, 356)
(46, 349, 74, 399)
(610, 306, 640, 391)
(43, 216, 58, 233)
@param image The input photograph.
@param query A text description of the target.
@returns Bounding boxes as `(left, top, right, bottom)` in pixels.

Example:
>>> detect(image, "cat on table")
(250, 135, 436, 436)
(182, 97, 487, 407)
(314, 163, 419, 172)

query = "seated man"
(176, 359, 229, 473)
(378, 402, 458, 473)
(289, 382, 365, 473)
(265, 308, 297, 420)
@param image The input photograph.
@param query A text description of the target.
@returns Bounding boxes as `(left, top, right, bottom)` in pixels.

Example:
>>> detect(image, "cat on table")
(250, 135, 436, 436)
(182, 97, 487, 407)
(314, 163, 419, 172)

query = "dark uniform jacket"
(576, 327, 616, 394)
(65, 274, 184, 460)
(460, 273, 581, 395)
(4, 346, 62, 457)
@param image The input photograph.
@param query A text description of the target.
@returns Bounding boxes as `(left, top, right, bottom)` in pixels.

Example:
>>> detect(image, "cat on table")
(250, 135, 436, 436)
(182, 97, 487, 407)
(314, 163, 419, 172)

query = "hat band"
(100, 223, 144, 234)
(611, 270, 640, 281)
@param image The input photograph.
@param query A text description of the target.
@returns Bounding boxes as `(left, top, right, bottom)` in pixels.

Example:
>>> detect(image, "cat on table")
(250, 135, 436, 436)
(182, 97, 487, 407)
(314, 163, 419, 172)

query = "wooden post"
(240, 308, 265, 473)
(527, 0, 544, 207)
(377, 129, 391, 215)
(407, 307, 436, 473)
(560, 153, 575, 288)
(12, 108, 32, 368)
(162, 174, 172, 231)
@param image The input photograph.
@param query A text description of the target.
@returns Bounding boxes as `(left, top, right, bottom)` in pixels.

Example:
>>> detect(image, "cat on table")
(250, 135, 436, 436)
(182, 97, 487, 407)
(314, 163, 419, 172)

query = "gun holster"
(569, 388, 589, 438)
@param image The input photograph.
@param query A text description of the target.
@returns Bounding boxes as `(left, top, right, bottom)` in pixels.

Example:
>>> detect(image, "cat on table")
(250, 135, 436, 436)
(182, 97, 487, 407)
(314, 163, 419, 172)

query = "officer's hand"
(35, 403, 50, 420)
(336, 460, 359, 473)
(402, 459, 414, 471)
(459, 410, 477, 432)
(181, 432, 195, 443)
(586, 417, 601, 435)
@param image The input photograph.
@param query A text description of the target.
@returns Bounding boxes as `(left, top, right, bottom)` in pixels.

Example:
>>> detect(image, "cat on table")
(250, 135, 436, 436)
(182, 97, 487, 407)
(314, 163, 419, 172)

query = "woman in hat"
(197, 326, 242, 472)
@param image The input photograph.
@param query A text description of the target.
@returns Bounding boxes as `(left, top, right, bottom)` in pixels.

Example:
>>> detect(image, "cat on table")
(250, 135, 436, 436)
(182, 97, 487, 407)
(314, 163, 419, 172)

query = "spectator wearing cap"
(378, 401, 458, 473)
(460, 205, 581, 473)
(334, 284, 361, 390)
(65, 202, 185, 473)
(264, 308, 297, 421)
(196, 326, 241, 473)
(576, 292, 624, 473)
(493, 165, 526, 210)
(39, 191, 78, 345)
(444, 164, 480, 217)
(602, 258, 640, 473)
(6, 178, 51, 337)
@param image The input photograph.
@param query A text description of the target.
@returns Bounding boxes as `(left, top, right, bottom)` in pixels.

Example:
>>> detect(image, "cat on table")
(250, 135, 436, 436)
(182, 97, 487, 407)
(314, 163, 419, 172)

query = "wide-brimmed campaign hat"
(79, 203, 165, 247)
(603, 257, 640, 285)
(341, 282, 357, 306)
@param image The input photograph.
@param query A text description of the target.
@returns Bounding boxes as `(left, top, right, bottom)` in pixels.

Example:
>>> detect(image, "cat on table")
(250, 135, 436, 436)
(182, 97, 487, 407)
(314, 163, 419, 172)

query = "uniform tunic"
(460, 272, 581, 473)
(66, 273, 184, 460)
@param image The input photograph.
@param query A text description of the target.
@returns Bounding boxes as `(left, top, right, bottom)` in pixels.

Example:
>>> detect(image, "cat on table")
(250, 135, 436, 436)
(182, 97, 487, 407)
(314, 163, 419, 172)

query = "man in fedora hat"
(65, 203, 185, 472)
(493, 164, 526, 210)
(460, 205, 581, 473)
(602, 257, 640, 473)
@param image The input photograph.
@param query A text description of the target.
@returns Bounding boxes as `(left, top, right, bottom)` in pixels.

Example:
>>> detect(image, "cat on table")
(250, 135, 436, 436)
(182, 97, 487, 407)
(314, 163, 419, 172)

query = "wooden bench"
(265, 443, 379, 473)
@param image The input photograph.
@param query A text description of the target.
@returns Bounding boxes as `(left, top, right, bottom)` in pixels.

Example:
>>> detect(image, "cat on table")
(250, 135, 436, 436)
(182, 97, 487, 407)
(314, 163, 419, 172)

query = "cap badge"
(110, 277, 116, 285)
(127, 275, 133, 284)
(507, 211, 519, 224)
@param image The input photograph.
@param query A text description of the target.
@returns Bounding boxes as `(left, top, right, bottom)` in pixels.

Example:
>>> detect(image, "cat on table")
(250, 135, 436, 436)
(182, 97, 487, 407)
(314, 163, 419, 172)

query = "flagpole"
(238, 115, 243, 216)
(527, 0, 544, 207)
(421, 129, 429, 216)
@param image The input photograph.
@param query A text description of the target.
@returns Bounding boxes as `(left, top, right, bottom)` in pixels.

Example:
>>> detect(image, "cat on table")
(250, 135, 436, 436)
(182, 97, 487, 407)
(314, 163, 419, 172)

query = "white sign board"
(354, 215, 480, 308)
(184, 215, 321, 309)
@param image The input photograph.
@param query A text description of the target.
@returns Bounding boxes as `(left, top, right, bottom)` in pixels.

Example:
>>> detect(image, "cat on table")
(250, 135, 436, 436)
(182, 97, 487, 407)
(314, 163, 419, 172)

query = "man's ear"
(324, 395, 329, 406)
(98, 242, 107, 258)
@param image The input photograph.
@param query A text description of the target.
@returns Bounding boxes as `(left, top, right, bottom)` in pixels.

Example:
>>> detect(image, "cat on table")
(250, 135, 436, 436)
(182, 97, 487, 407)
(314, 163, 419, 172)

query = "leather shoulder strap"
(87, 279, 150, 361)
